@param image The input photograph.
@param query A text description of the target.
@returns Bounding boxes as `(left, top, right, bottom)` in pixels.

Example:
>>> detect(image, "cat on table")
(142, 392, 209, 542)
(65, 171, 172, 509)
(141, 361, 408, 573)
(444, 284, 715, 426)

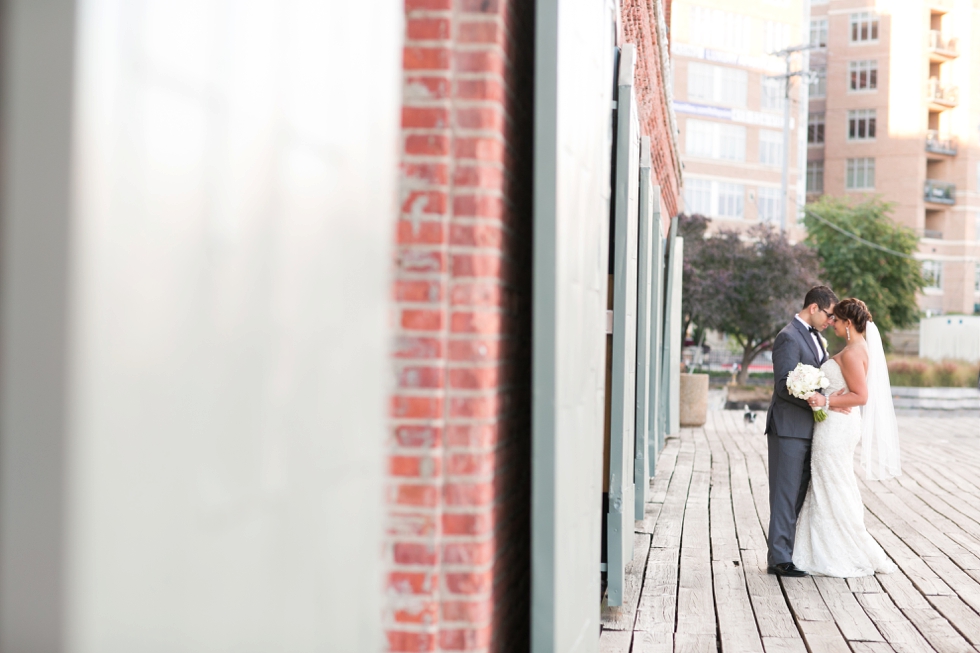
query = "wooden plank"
(631, 626, 673, 653)
(795, 620, 851, 653)
(926, 595, 980, 647)
(922, 555, 980, 615)
(902, 608, 974, 653)
(760, 637, 808, 653)
(713, 560, 764, 653)
(780, 576, 833, 622)
(598, 628, 632, 653)
(673, 633, 716, 653)
(849, 643, 895, 653)
(636, 546, 678, 632)
(740, 549, 800, 639)
(602, 533, 652, 630)
(652, 447, 694, 549)
(856, 592, 933, 652)
(848, 576, 884, 593)
(812, 576, 884, 642)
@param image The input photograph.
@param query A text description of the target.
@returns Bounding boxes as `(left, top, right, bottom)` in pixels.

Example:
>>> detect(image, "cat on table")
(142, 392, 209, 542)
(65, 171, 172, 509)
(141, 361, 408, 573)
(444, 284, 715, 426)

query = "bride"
(793, 298, 901, 577)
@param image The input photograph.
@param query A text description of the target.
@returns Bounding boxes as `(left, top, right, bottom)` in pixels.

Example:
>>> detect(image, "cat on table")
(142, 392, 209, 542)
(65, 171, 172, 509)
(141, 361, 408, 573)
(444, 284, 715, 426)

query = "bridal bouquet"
(786, 362, 831, 422)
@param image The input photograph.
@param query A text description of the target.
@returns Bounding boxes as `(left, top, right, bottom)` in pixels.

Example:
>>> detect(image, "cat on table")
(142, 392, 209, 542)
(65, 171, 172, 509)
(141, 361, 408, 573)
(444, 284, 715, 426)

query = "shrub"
(887, 356, 980, 388)
(888, 359, 929, 387)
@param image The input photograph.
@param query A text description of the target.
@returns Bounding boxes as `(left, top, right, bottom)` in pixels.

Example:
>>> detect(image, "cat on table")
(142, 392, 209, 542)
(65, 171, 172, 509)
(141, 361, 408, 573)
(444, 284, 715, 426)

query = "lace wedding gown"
(792, 358, 897, 577)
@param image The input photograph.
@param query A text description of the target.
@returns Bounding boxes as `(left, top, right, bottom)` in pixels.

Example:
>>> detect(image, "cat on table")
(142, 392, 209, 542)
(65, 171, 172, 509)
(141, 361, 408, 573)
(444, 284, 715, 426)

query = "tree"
(679, 213, 710, 343)
(694, 224, 821, 385)
(803, 196, 924, 346)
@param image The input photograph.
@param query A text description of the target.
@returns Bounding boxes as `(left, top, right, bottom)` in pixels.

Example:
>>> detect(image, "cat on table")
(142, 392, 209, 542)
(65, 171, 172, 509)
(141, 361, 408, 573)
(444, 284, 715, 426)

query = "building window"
(685, 119, 746, 162)
(846, 158, 875, 190)
(847, 109, 877, 140)
(687, 63, 747, 107)
(757, 187, 782, 223)
(689, 6, 751, 54)
(922, 260, 943, 290)
(975, 213, 980, 242)
(761, 77, 785, 111)
(808, 113, 825, 145)
(850, 12, 879, 43)
(975, 264, 980, 293)
(717, 183, 745, 218)
(810, 18, 828, 48)
(759, 130, 783, 166)
(807, 160, 824, 194)
(765, 21, 792, 55)
(685, 178, 713, 216)
(809, 67, 826, 98)
(848, 60, 878, 91)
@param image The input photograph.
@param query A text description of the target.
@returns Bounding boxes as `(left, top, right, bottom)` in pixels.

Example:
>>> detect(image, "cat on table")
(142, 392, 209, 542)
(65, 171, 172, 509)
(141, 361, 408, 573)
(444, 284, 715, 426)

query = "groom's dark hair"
(803, 285, 838, 310)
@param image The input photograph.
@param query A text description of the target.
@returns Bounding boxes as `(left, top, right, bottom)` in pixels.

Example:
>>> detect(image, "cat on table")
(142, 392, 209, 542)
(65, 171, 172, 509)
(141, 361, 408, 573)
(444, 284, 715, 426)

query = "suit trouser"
(767, 433, 812, 566)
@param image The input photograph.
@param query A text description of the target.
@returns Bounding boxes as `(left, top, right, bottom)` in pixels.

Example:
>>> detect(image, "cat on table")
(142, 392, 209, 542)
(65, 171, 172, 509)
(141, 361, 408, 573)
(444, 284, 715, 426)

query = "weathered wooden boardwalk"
(601, 410, 980, 653)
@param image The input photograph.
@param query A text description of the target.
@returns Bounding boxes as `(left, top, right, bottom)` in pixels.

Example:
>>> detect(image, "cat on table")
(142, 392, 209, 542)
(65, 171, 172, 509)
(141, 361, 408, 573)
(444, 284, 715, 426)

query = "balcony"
(925, 130, 958, 156)
(924, 179, 955, 205)
(928, 30, 959, 61)
(927, 78, 958, 110)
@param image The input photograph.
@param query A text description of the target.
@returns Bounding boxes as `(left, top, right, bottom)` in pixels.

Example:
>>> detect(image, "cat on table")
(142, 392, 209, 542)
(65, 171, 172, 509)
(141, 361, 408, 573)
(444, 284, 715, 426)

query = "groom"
(764, 285, 840, 577)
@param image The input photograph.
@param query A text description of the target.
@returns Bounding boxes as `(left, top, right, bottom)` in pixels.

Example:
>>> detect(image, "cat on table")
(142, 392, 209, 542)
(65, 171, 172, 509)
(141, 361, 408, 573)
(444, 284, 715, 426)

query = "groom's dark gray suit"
(765, 318, 828, 567)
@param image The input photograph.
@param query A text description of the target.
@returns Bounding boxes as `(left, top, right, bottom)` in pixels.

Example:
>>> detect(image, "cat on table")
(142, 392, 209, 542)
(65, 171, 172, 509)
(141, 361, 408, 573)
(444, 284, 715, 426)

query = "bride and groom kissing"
(765, 285, 902, 579)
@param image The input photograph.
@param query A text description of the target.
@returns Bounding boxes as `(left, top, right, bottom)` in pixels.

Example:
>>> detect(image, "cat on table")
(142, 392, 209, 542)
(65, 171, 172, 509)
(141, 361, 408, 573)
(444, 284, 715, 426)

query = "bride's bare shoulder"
(838, 343, 869, 373)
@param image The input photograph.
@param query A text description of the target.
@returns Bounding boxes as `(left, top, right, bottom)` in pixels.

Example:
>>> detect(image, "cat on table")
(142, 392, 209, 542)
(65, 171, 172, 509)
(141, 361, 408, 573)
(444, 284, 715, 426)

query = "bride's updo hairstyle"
(834, 298, 872, 334)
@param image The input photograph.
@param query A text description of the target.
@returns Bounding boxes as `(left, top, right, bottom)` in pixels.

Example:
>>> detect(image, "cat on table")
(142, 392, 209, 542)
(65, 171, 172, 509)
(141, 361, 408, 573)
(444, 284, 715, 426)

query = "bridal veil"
(862, 322, 902, 480)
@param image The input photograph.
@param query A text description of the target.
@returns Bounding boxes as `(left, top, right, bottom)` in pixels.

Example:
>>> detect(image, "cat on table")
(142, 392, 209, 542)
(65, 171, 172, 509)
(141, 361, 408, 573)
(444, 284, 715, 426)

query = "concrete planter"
(680, 373, 710, 427)
(891, 386, 980, 416)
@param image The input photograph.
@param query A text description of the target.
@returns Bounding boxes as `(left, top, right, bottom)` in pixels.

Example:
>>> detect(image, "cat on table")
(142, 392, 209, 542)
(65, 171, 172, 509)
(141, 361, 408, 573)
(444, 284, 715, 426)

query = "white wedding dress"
(792, 358, 897, 577)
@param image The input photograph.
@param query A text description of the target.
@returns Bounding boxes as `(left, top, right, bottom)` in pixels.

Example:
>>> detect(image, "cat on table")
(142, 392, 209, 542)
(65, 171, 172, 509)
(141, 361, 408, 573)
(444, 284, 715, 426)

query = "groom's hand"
(829, 388, 851, 414)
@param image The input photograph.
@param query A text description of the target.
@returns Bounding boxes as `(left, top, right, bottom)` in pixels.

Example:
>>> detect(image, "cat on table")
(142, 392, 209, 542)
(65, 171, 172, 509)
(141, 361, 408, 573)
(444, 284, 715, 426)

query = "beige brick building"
(671, 0, 810, 238)
(807, 0, 980, 316)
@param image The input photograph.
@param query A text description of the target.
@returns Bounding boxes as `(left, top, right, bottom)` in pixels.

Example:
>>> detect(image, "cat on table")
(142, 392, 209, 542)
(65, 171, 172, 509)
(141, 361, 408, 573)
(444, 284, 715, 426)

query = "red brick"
(449, 394, 501, 419)
(398, 249, 446, 273)
(451, 253, 502, 278)
(393, 336, 443, 359)
(454, 50, 505, 76)
(445, 570, 493, 595)
(397, 219, 446, 245)
(450, 281, 502, 307)
(390, 455, 441, 477)
(450, 223, 503, 248)
(407, 17, 451, 40)
(393, 425, 442, 448)
(439, 626, 492, 651)
(403, 162, 450, 185)
(447, 452, 494, 476)
(404, 75, 451, 101)
(454, 136, 504, 162)
(453, 164, 503, 190)
(457, 21, 503, 45)
(404, 46, 451, 71)
(453, 194, 504, 220)
(391, 395, 444, 419)
(443, 512, 492, 535)
(392, 601, 440, 625)
(393, 483, 440, 507)
(402, 309, 444, 331)
(398, 366, 444, 389)
(448, 339, 501, 362)
(401, 190, 448, 215)
(450, 311, 502, 334)
(445, 423, 499, 447)
(394, 542, 439, 566)
(442, 599, 493, 623)
(387, 631, 436, 653)
(388, 511, 437, 537)
(393, 280, 444, 303)
(456, 78, 505, 102)
(449, 366, 499, 389)
(458, 0, 500, 12)
(405, 133, 451, 157)
(389, 571, 438, 595)
(405, 0, 452, 9)
(444, 482, 495, 508)
(402, 107, 449, 129)
(455, 106, 504, 131)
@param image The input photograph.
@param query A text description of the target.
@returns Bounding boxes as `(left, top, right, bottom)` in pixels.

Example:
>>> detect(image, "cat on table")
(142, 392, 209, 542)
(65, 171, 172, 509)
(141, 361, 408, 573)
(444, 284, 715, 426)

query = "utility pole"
(768, 43, 819, 232)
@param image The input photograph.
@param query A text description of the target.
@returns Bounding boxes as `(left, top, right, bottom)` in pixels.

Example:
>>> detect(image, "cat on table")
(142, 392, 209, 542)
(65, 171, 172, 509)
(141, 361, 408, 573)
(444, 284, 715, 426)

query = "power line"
(802, 208, 921, 260)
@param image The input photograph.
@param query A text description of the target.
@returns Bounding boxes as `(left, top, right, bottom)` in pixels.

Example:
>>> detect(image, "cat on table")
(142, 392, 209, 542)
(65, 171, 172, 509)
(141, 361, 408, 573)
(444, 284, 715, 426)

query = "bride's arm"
(828, 348, 869, 409)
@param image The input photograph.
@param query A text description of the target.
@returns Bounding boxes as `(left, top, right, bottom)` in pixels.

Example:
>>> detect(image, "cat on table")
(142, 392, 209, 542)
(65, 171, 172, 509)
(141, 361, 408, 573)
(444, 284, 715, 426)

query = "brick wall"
(386, 0, 534, 650)
(622, 0, 682, 217)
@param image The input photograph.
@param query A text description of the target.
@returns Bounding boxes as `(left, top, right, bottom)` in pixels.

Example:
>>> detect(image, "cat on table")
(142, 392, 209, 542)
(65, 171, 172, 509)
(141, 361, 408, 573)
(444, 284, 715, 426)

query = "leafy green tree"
(679, 213, 710, 344)
(803, 196, 924, 346)
(693, 224, 821, 385)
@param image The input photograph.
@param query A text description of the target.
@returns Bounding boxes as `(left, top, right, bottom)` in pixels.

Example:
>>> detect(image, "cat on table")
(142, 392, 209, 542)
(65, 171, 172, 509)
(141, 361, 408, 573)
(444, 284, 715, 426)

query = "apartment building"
(806, 0, 980, 315)
(671, 0, 810, 237)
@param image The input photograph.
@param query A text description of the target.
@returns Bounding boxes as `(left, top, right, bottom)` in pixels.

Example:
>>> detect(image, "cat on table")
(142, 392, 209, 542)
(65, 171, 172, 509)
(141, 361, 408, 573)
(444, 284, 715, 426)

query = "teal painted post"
(647, 190, 664, 474)
(659, 217, 678, 446)
(667, 238, 684, 436)
(606, 43, 640, 607)
(634, 138, 654, 520)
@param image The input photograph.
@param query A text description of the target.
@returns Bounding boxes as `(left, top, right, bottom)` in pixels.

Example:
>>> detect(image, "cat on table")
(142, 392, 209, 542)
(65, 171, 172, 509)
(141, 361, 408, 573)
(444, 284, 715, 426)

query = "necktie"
(809, 327, 824, 359)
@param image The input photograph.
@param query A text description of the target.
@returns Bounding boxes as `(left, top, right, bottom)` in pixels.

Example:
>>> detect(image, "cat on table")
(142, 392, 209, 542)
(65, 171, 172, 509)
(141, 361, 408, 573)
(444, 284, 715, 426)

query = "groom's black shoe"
(767, 562, 808, 577)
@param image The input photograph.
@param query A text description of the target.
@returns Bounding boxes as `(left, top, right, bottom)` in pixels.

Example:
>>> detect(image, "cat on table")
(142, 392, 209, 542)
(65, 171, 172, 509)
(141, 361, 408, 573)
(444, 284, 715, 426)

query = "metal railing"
(926, 130, 958, 155)
(927, 77, 959, 107)
(924, 179, 956, 205)
(928, 30, 959, 56)
(923, 229, 943, 240)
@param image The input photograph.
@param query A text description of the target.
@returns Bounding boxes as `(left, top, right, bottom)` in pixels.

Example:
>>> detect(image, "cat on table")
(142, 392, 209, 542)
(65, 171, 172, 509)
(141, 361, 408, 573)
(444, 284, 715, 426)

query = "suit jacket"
(765, 319, 827, 439)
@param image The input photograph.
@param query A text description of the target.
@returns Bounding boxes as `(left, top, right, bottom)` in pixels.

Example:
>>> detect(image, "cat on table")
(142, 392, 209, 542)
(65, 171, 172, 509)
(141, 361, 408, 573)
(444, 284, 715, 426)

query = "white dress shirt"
(795, 315, 824, 359)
